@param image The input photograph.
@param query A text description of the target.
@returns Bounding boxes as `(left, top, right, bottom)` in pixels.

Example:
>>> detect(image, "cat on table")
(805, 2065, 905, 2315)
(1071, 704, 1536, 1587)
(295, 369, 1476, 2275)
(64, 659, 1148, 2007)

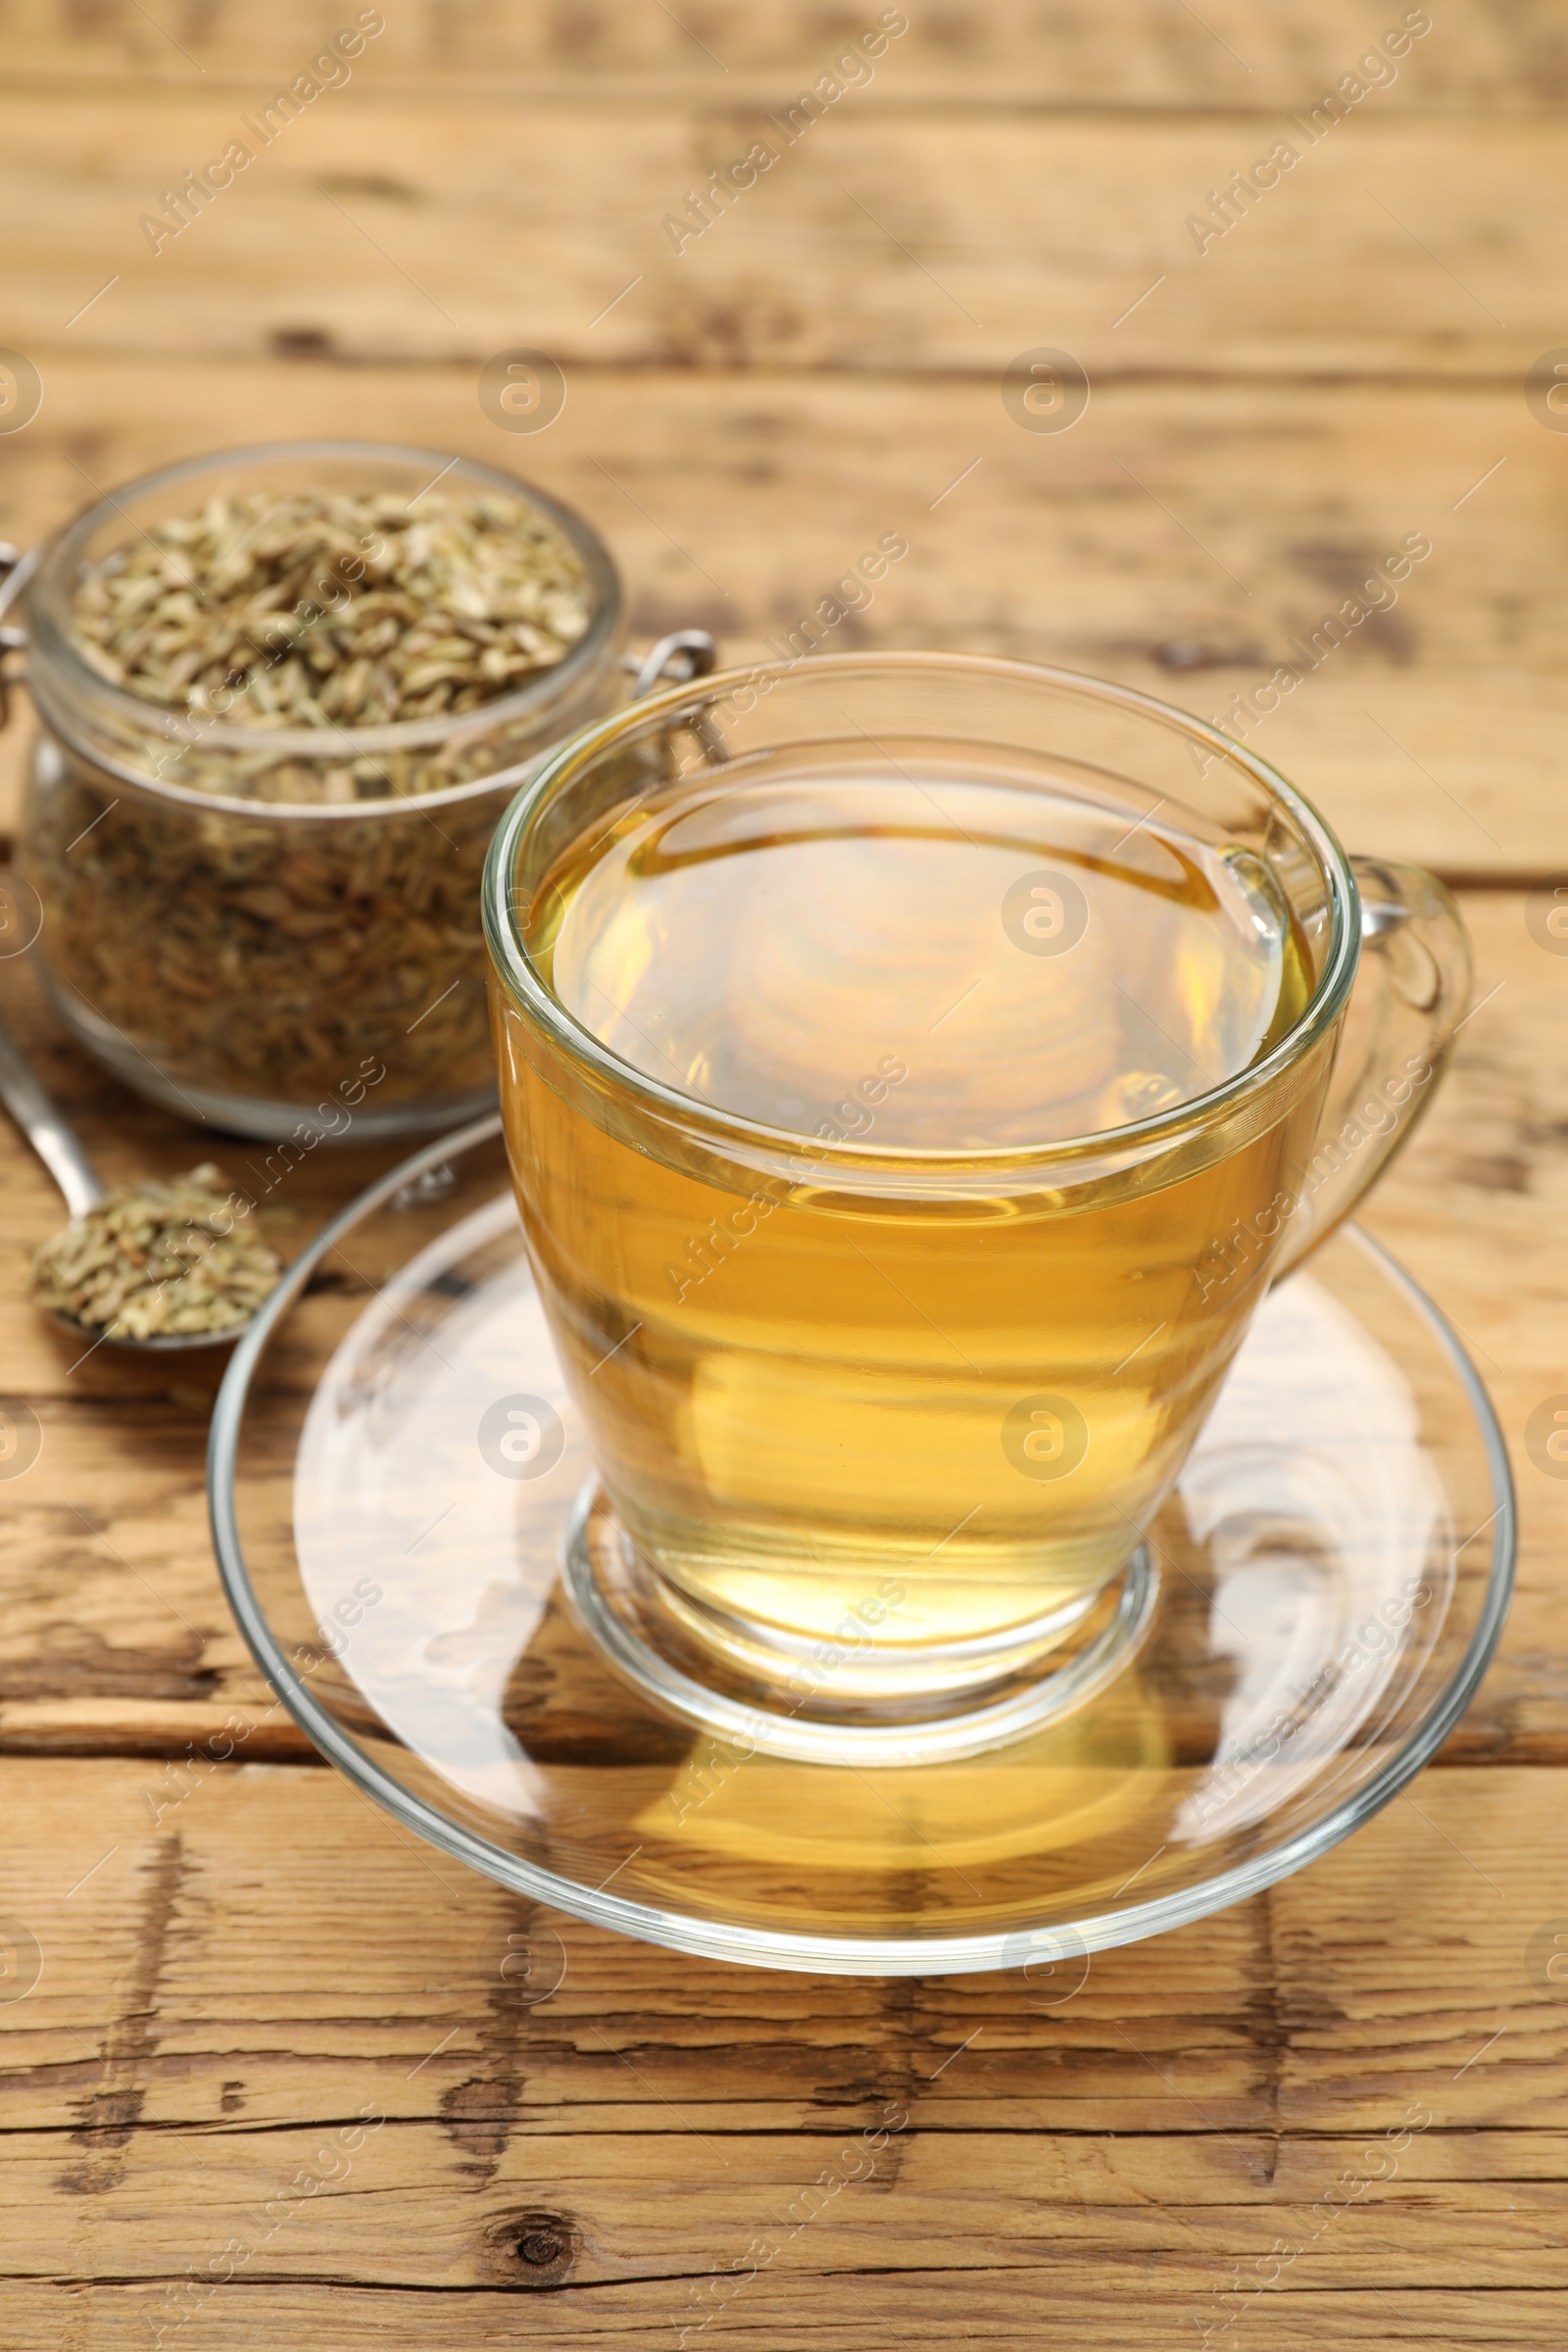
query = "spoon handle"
(0, 1011, 106, 1218)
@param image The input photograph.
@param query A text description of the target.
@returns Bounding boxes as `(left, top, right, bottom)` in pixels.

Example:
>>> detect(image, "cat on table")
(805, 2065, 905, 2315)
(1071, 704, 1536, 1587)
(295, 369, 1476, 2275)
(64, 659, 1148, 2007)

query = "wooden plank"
(1358, 891, 1568, 1777)
(2, 359, 1565, 873)
(0, 1757, 1560, 2129)
(0, 893, 1559, 1762)
(1, 0, 1564, 109)
(1, 2128, 1566, 2282)
(0, 88, 1555, 380)
(0, 2279, 1558, 2350)
(0, 1759, 1564, 2340)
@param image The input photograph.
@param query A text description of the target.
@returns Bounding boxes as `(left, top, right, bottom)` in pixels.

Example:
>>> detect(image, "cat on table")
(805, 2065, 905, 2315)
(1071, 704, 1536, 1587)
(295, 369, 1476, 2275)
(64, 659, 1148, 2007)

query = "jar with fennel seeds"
(1, 442, 710, 1143)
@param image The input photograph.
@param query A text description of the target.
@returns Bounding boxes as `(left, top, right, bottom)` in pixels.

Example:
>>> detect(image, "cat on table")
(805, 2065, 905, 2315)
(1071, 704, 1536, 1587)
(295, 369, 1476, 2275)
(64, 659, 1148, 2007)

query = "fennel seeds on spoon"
(30, 1165, 282, 1339)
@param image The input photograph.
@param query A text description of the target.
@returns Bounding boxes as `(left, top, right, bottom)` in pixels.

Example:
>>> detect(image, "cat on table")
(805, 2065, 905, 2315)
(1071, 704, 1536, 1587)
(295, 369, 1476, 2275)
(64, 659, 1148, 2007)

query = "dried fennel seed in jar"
(71, 486, 594, 763)
(30, 1165, 282, 1339)
(28, 478, 609, 1109)
(28, 757, 497, 1103)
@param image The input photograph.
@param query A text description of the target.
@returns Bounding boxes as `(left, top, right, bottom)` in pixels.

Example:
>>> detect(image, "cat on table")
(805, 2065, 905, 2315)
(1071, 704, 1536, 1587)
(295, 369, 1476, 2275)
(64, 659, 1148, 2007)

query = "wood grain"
(0, 1759, 1564, 2342)
(2, 0, 1564, 2337)
(1, 2285, 1557, 2350)
(1, 0, 1565, 106)
(2, 358, 1565, 874)
(2, 90, 1556, 379)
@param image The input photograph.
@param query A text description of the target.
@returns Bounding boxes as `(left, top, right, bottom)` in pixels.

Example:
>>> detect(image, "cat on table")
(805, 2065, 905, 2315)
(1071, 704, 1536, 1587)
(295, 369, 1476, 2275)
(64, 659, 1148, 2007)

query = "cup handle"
(1271, 856, 1472, 1279)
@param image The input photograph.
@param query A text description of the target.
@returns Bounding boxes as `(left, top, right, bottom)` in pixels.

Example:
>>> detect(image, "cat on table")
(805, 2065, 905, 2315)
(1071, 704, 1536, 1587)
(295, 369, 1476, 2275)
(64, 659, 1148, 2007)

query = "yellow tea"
(501, 755, 1322, 1690)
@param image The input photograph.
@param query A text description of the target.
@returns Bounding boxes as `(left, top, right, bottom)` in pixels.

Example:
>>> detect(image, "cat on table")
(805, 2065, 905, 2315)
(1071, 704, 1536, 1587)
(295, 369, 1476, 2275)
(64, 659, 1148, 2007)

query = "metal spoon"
(0, 1008, 264, 1352)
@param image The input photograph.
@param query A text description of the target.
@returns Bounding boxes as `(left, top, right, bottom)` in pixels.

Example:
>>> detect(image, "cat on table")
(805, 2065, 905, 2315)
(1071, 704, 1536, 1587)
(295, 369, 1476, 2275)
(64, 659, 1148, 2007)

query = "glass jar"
(9, 441, 626, 1141)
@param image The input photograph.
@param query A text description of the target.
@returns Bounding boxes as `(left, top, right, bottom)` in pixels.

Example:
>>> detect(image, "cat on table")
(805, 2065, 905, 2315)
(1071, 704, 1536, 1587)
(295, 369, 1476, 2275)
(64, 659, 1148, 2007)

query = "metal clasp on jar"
(0, 542, 39, 731)
(625, 630, 718, 700)
(625, 630, 727, 761)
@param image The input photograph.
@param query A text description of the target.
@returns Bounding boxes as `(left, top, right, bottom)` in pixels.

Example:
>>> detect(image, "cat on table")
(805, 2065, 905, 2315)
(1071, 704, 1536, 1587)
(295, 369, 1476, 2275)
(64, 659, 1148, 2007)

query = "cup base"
(561, 1480, 1161, 1766)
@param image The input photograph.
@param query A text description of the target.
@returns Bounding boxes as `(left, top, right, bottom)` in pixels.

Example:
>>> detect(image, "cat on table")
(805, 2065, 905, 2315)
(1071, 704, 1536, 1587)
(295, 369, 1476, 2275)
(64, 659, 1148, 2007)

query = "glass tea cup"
(482, 653, 1469, 1755)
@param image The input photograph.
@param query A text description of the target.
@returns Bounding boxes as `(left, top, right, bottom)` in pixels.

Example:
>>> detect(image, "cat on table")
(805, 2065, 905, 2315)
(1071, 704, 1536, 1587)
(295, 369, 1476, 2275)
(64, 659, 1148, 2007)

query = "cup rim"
(22, 438, 624, 819)
(482, 650, 1361, 1172)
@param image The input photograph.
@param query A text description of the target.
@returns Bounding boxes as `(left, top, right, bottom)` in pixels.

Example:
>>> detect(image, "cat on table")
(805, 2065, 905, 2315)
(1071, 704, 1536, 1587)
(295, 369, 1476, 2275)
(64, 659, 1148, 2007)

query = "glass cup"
(482, 653, 1470, 1749)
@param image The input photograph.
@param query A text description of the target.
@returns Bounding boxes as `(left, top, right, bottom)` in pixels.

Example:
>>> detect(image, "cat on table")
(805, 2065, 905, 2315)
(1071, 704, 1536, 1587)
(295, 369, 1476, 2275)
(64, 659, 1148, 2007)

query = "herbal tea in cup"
(485, 655, 1468, 1737)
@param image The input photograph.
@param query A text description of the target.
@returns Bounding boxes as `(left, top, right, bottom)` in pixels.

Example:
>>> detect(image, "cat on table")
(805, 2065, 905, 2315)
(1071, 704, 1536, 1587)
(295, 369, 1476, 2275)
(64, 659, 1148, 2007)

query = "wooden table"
(3, 5, 1566, 2342)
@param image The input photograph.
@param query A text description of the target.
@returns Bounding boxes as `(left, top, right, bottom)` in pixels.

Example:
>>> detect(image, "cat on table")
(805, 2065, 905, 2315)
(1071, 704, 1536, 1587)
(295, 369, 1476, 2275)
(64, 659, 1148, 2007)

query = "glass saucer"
(209, 1116, 1515, 1978)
